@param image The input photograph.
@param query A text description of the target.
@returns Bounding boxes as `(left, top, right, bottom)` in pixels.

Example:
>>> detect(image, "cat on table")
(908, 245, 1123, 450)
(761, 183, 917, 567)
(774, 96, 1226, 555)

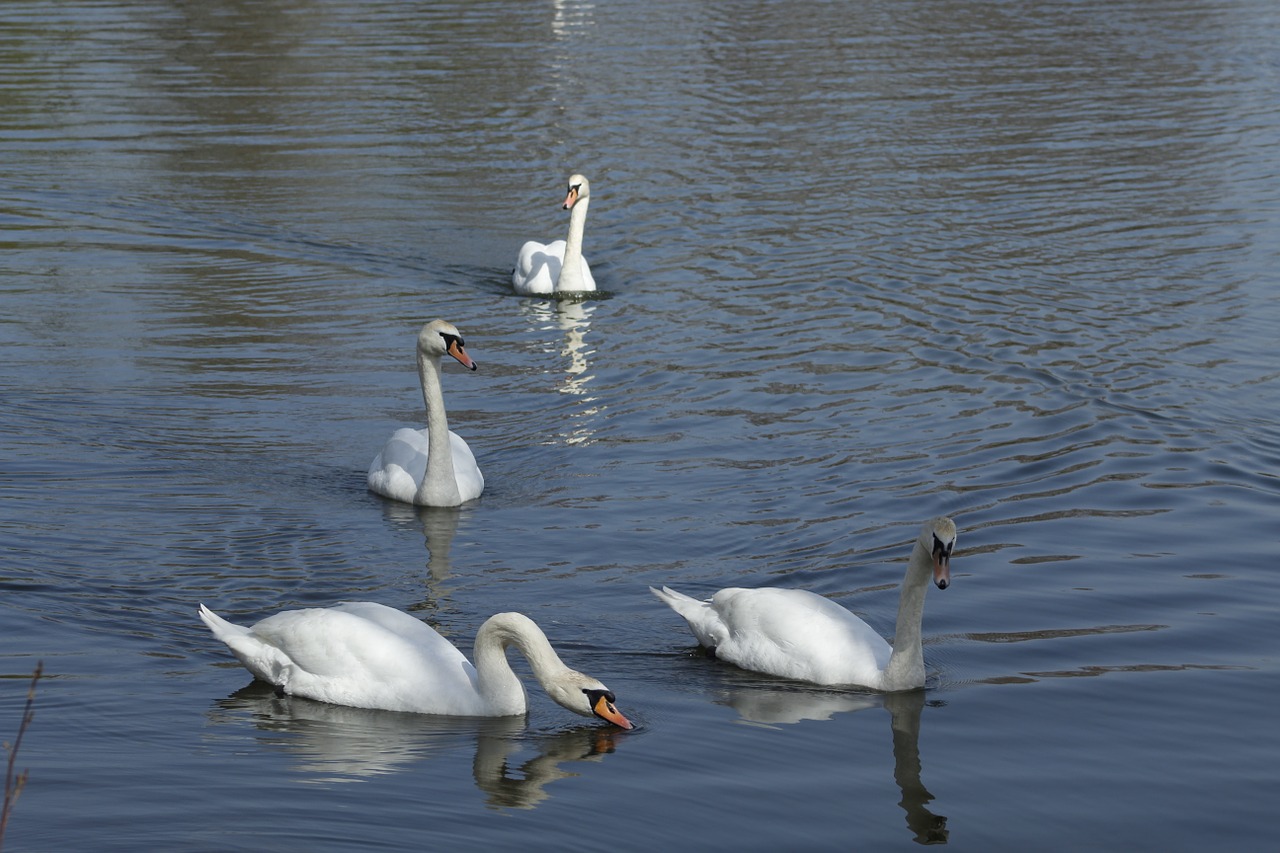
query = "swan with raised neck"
(651, 517, 957, 691)
(512, 174, 597, 295)
(367, 319, 484, 506)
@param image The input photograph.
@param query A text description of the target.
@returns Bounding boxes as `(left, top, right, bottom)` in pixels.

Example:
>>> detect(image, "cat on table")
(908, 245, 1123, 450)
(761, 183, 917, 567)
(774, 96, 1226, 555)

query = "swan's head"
(417, 319, 477, 371)
(562, 174, 590, 211)
(920, 516, 957, 590)
(546, 671, 633, 730)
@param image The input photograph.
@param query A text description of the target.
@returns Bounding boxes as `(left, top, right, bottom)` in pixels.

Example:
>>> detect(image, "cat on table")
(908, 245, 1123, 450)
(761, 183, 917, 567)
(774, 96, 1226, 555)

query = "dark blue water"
(2, 0, 1278, 850)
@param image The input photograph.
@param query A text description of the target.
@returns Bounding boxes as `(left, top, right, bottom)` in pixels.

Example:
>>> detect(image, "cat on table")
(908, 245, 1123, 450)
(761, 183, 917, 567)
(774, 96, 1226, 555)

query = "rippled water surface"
(2, 0, 1278, 850)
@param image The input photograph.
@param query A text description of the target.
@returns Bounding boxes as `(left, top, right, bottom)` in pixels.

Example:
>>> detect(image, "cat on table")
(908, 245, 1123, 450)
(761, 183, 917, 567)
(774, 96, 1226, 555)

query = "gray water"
(2, 0, 1278, 850)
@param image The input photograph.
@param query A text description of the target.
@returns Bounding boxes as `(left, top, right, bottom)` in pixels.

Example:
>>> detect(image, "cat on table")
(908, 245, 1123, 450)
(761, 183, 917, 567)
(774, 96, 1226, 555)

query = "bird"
(367, 319, 484, 506)
(512, 174, 597, 295)
(650, 516, 957, 691)
(198, 602, 633, 728)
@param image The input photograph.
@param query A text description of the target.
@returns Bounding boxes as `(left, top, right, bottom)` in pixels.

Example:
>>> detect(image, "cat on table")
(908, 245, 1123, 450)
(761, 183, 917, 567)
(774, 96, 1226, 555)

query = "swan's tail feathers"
(649, 585, 704, 613)
(198, 603, 250, 640)
(197, 604, 292, 688)
(649, 586, 725, 651)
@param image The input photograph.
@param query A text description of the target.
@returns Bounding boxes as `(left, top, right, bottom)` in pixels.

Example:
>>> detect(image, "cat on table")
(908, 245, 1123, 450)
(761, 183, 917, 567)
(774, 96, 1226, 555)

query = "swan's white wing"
(367, 427, 428, 503)
(448, 431, 484, 502)
(710, 588, 892, 687)
(513, 240, 564, 294)
(652, 587, 892, 688)
(368, 428, 483, 505)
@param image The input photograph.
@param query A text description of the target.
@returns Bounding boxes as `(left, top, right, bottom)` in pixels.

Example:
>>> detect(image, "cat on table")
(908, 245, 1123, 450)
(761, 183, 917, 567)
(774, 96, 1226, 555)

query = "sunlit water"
(2, 0, 1278, 850)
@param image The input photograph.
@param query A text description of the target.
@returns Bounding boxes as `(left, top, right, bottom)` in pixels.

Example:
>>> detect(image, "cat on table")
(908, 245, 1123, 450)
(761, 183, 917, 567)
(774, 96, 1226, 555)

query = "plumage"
(198, 602, 632, 728)
(651, 517, 957, 691)
(513, 174, 597, 295)
(367, 319, 484, 506)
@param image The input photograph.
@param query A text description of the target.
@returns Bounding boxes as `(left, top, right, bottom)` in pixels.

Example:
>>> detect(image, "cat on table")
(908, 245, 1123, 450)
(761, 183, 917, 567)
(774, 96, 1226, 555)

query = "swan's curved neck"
(555, 196, 590, 291)
(882, 540, 933, 691)
(415, 350, 461, 505)
(472, 613, 574, 716)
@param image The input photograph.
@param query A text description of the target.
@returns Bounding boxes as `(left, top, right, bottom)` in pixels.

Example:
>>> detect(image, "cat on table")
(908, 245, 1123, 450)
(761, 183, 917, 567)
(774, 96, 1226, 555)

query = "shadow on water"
(208, 682, 624, 810)
(718, 683, 949, 845)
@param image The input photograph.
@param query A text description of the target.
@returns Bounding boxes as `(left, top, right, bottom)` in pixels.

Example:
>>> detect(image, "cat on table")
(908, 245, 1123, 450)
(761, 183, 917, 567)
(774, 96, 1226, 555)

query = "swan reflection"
(717, 685, 949, 845)
(209, 683, 623, 808)
(378, 501, 465, 582)
(520, 297, 602, 446)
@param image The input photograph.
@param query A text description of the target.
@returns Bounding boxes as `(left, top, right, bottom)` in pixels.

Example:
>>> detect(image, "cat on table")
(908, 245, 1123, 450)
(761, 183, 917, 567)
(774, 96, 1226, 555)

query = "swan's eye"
(932, 534, 954, 558)
(440, 332, 465, 348)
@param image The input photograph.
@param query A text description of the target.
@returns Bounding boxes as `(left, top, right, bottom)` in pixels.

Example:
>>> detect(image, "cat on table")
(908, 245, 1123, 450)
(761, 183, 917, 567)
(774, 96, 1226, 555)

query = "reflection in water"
(473, 725, 620, 810)
(520, 298, 603, 446)
(210, 683, 622, 808)
(378, 501, 464, 582)
(719, 686, 948, 844)
(551, 0, 596, 41)
(884, 692, 950, 846)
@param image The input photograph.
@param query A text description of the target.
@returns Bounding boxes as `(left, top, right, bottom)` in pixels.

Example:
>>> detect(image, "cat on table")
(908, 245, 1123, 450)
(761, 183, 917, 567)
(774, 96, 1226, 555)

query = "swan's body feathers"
(367, 427, 483, 504)
(513, 239, 596, 295)
(651, 587, 890, 687)
(201, 602, 479, 714)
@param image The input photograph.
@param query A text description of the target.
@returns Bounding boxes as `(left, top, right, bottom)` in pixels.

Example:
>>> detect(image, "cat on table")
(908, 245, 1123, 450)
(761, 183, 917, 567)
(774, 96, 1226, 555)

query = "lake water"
(2, 0, 1278, 849)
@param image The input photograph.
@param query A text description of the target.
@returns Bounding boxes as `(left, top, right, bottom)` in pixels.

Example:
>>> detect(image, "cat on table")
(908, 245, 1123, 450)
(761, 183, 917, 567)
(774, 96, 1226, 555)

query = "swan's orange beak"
(562, 185, 580, 210)
(446, 338, 477, 371)
(592, 693, 634, 730)
(932, 544, 952, 590)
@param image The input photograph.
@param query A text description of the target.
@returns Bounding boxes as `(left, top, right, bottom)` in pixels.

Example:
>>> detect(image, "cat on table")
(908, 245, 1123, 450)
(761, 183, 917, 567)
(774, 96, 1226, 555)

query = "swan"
(367, 320, 484, 506)
(198, 602, 634, 728)
(650, 516, 957, 691)
(512, 173, 597, 295)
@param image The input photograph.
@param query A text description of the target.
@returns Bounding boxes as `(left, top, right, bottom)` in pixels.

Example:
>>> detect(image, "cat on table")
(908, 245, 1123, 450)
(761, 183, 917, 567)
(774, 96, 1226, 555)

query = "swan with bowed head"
(198, 603, 633, 728)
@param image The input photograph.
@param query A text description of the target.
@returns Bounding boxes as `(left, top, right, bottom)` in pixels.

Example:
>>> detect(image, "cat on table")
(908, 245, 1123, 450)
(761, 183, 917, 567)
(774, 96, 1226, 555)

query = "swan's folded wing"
(513, 240, 563, 294)
(368, 428, 429, 500)
(708, 588, 891, 687)
(246, 606, 477, 711)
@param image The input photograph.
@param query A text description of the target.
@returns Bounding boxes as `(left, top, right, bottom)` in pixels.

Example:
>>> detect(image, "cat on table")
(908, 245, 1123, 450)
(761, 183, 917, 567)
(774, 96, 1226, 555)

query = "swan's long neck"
(472, 613, 575, 716)
(555, 196, 589, 292)
(415, 350, 461, 506)
(881, 540, 933, 691)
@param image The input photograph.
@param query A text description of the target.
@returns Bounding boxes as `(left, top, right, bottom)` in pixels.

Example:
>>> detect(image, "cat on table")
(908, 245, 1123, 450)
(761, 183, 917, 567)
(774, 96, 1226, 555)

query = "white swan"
(512, 173, 597, 295)
(198, 602, 633, 727)
(650, 517, 957, 691)
(367, 320, 484, 506)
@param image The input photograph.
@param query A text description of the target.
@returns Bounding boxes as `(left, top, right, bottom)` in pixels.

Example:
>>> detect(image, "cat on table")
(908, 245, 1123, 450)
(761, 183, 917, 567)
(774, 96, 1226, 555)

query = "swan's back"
(200, 602, 485, 714)
(654, 587, 892, 688)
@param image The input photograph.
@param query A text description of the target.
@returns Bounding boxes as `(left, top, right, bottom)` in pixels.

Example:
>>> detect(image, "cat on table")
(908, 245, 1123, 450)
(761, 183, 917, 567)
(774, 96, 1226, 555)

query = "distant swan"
(512, 174, 597, 295)
(651, 517, 957, 691)
(367, 320, 484, 506)
(198, 602, 633, 727)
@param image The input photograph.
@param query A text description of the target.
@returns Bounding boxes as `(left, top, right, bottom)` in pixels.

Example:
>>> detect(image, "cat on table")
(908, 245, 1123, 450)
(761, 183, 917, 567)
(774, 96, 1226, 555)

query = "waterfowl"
(198, 602, 632, 727)
(512, 174, 597, 295)
(367, 319, 484, 506)
(651, 517, 957, 691)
